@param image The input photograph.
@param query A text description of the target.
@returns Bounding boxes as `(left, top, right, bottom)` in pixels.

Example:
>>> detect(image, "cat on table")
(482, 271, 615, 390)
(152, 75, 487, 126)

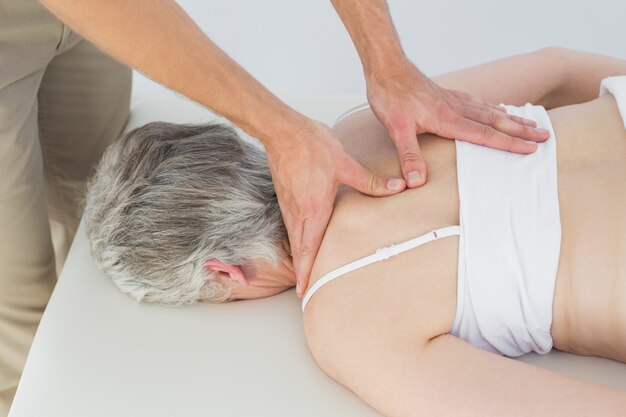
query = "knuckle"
(457, 91, 471, 100)
(435, 105, 461, 134)
(480, 102, 493, 112)
(487, 111, 498, 126)
(368, 175, 379, 193)
(299, 244, 313, 257)
(480, 125, 496, 141)
(388, 119, 410, 140)
(437, 104, 457, 121)
(401, 151, 421, 164)
(505, 137, 518, 152)
(522, 125, 535, 137)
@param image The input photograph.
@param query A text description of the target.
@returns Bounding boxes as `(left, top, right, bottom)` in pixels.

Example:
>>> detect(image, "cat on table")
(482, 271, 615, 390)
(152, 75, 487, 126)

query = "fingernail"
(523, 118, 537, 126)
(535, 128, 549, 136)
(387, 178, 403, 190)
(296, 283, 300, 295)
(408, 171, 422, 187)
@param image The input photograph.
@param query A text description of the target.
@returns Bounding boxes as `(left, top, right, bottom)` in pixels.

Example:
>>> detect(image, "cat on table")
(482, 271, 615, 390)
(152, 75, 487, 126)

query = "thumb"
(339, 156, 406, 197)
(391, 129, 427, 188)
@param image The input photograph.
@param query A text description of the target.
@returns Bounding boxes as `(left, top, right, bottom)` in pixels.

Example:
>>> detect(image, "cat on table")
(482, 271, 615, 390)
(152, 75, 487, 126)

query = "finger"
(461, 107, 550, 143)
(338, 156, 407, 196)
(296, 211, 332, 298)
(490, 103, 508, 113)
(461, 99, 537, 127)
(507, 114, 538, 127)
(447, 89, 473, 101)
(448, 89, 506, 113)
(278, 203, 303, 286)
(387, 127, 427, 188)
(444, 115, 539, 154)
(289, 219, 304, 291)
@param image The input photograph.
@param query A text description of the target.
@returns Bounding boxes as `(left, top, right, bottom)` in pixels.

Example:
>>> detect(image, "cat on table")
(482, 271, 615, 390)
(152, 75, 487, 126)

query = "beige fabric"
(0, 2, 131, 415)
(0, 388, 16, 417)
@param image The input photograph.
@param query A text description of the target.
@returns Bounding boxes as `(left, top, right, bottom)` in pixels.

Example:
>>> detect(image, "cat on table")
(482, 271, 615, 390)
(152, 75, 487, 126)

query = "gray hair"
(84, 122, 287, 305)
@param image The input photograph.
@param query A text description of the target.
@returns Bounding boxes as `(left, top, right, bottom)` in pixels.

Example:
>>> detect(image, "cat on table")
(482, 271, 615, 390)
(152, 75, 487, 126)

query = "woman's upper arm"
(433, 48, 626, 109)
(306, 327, 626, 417)
(432, 48, 567, 108)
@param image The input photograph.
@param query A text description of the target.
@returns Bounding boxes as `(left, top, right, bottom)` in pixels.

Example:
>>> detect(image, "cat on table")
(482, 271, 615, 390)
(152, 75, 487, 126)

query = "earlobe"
(204, 259, 249, 285)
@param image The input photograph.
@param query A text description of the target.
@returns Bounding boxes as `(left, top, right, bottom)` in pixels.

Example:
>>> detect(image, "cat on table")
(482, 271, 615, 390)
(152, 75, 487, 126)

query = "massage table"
(9, 95, 626, 417)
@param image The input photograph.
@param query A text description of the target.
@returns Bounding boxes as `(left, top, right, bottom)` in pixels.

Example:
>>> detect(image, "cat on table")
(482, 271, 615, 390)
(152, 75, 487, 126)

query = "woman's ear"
(204, 259, 249, 285)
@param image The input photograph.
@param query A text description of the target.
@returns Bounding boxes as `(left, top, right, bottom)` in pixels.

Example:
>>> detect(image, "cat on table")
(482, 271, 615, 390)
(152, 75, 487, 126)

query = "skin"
(206, 242, 296, 301)
(39, 0, 545, 298)
(215, 48, 626, 415)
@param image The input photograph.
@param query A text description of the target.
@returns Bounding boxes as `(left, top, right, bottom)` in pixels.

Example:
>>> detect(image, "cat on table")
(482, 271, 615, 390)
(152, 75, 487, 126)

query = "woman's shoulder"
(302, 190, 461, 351)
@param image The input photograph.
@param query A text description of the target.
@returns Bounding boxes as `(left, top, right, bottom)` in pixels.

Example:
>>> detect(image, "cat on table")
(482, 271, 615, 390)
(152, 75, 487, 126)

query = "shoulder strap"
(301, 225, 460, 312)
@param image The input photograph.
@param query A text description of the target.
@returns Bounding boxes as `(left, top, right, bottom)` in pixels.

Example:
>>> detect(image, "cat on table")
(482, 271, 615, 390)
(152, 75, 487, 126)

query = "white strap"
(302, 225, 460, 312)
(333, 103, 371, 125)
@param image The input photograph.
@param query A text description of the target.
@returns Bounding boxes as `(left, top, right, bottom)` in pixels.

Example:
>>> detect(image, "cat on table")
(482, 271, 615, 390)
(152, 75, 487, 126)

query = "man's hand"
(265, 120, 405, 297)
(331, 0, 550, 188)
(366, 61, 550, 187)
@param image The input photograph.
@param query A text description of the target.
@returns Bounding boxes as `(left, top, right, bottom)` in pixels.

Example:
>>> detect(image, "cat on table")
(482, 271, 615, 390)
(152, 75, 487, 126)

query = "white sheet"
(9, 95, 626, 417)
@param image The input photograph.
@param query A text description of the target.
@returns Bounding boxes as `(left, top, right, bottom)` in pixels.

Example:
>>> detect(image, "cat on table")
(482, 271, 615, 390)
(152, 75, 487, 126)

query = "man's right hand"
(265, 119, 406, 298)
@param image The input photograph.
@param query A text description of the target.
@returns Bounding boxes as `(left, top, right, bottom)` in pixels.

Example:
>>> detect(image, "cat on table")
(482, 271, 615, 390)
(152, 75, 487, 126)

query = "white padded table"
(9, 95, 626, 417)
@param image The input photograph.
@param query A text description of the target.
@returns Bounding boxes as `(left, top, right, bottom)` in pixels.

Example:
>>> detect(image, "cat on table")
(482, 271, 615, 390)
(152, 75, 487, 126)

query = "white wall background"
(132, 0, 626, 103)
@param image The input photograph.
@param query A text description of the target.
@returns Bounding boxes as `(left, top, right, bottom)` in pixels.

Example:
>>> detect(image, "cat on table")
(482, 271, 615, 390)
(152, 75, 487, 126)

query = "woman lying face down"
(85, 48, 626, 416)
(85, 122, 297, 304)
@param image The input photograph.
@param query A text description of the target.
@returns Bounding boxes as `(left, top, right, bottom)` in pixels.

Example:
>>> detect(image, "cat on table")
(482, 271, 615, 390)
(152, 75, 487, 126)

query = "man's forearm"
(331, 0, 407, 78)
(40, 0, 307, 146)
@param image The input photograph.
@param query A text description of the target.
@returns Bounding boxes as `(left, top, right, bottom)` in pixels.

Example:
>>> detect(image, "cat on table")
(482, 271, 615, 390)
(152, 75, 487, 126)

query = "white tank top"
(302, 100, 563, 358)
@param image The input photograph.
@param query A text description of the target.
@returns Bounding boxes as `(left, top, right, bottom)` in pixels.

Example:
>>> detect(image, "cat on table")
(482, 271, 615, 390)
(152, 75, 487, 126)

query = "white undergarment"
(600, 76, 626, 129)
(304, 100, 562, 357)
(451, 103, 561, 357)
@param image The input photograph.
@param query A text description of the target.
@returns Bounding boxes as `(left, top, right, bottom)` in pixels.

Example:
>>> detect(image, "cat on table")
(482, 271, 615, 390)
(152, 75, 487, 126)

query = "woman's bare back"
(549, 94, 626, 361)
(306, 94, 626, 363)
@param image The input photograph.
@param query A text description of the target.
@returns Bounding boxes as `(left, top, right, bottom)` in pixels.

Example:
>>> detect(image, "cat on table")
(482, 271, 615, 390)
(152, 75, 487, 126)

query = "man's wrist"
(253, 103, 315, 153)
(364, 51, 422, 90)
(361, 42, 407, 79)
(331, 0, 409, 82)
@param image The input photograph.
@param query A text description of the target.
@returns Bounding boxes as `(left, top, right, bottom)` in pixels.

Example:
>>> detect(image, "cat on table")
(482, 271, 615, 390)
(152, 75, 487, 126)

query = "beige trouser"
(0, 2, 131, 415)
